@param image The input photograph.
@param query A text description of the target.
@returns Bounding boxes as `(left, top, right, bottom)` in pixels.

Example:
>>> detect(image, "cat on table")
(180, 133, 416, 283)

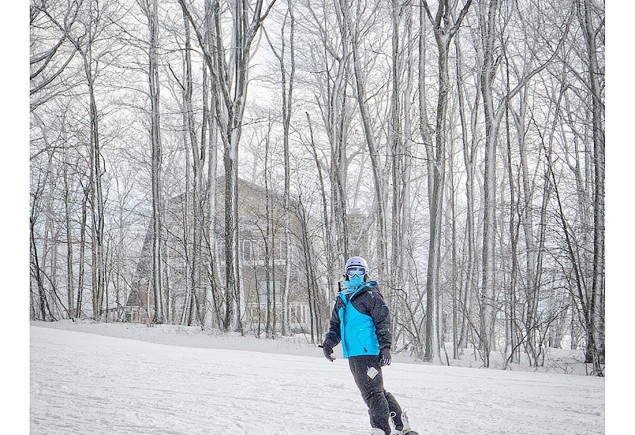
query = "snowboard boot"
(370, 428, 386, 435)
(390, 410, 417, 435)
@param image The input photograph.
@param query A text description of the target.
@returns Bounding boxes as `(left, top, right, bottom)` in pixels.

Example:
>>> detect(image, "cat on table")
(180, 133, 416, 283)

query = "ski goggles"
(346, 266, 366, 277)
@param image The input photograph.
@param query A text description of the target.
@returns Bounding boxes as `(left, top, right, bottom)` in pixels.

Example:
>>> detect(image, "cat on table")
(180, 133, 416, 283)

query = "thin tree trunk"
(265, 0, 296, 336)
(31, 216, 49, 321)
(399, 5, 415, 352)
(478, 0, 500, 367)
(390, 0, 403, 318)
(87, 74, 105, 320)
(306, 112, 335, 304)
(421, 0, 473, 363)
(62, 134, 75, 319)
(76, 184, 89, 318)
(579, 0, 605, 372)
(326, 1, 351, 263)
(455, 29, 480, 351)
(264, 117, 273, 337)
(146, 0, 164, 323)
(182, 10, 204, 326)
(203, 0, 219, 329)
(503, 82, 519, 365)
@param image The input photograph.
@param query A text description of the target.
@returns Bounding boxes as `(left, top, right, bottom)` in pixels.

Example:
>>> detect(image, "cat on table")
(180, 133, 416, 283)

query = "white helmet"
(345, 256, 369, 275)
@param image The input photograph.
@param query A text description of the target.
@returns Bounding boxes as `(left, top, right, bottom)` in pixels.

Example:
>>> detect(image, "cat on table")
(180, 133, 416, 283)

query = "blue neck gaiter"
(342, 275, 364, 295)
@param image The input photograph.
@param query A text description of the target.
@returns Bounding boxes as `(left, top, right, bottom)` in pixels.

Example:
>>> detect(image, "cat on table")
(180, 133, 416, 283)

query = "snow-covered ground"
(28, 320, 592, 375)
(30, 322, 604, 434)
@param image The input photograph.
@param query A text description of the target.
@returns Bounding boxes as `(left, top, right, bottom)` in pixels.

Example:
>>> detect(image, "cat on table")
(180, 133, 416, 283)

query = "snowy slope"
(30, 325, 604, 435)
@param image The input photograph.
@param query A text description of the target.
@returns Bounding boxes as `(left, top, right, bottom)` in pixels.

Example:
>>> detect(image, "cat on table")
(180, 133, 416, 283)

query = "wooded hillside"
(29, 0, 605, 375)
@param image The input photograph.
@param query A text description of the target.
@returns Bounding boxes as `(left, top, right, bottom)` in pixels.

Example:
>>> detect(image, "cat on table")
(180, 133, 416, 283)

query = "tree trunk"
(478, 0, 500, 368)
(579, 0, 605, 372)
(31, 216, 49, 321)
(421, 0, 473, 363)
(76, 185, 89, 318)
(503, 78, 519, 366)
(146, 0, 164, 324)
(62, 133, 75, 319)
(264, 118, 273, 337)
(268, 0, 296, 336)
(203, 0, 220, 329)
(86, 72, 106, 320)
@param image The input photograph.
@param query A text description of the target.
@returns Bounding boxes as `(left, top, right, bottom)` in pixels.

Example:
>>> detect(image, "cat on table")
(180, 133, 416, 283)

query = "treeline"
(29, 0, 604, 375)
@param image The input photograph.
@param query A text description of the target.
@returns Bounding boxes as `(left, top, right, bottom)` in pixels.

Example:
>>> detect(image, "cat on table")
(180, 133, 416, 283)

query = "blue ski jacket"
(323, 281, 392, 358)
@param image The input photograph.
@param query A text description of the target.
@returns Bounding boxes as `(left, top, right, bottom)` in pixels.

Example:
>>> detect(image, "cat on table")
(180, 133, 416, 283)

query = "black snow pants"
(348, 355, 403, 435)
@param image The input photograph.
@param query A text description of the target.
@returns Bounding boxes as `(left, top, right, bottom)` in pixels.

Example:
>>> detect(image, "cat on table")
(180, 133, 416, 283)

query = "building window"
(277, 242, 285, 261)
(242, 240, 253, 262)
(257, 280, 282, 305)
(215, 239, 297, 265)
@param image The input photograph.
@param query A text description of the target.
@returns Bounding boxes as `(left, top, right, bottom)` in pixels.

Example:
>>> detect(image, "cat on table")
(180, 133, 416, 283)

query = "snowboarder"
(321, 256, 418, 435)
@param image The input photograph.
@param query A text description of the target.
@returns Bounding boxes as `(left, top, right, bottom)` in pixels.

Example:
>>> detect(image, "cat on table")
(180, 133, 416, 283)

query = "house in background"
(124, 177, 320, 334)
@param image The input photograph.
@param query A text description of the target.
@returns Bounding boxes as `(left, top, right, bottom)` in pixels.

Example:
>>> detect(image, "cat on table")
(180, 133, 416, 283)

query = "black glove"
(322, 342, 336, 362)
(380, 347, 391, 366)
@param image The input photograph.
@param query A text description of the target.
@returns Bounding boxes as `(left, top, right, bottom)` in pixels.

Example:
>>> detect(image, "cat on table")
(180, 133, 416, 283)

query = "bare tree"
(28, 0, 605, 376)
(337, 0, 389, 283)
(179, 0, 278, 332)
(30, 0, 81, 110)
(264, 0, 296, 335)
(303, 0, 352, 269)
(420, 0, 473, 363)
(577, 0, 604, 372)
(138, 0, 166, 323)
